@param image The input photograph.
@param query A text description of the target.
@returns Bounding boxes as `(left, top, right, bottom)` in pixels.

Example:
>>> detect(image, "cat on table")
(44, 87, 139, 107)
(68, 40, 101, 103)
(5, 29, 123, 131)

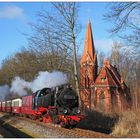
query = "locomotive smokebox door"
(57, 87, 78, 108)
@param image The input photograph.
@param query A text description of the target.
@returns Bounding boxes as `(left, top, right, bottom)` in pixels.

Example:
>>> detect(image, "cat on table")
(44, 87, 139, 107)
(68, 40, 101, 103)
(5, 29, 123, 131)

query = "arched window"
(111, 91, 117, 111)
(85, 77, 90, 88)
(87, 77, 90, 87)
(99, 91, 105, 111)
(85, 77, 87, 88)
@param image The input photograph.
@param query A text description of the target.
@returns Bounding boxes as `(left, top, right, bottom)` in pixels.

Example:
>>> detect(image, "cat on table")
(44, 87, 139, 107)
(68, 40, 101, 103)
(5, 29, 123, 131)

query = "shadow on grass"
(77, 109, 119, 134)
(0, 113, 32, 138)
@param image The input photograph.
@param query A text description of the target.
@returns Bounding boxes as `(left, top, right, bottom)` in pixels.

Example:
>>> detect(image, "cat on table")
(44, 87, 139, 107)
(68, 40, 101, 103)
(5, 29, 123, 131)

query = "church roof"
(95, 59, 126, 88)
(95, 66, 117, 87)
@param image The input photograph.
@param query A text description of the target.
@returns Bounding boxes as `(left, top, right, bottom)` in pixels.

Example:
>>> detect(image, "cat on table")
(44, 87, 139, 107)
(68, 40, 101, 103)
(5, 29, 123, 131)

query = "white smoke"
(10, 77, 30, 96)
(0, 85, 10, 100)
(10, 71, 68, 95)
(30, 71, 68, 92)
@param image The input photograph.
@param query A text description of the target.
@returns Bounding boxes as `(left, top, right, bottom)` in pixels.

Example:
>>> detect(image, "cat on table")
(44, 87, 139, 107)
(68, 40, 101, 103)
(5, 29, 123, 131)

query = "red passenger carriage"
(12, 98, 22, 114)
(21, 94, 35, 116)
(2, 101, 6, 112)
(5, 100, 12, 113)
(0, 102, 2, 111)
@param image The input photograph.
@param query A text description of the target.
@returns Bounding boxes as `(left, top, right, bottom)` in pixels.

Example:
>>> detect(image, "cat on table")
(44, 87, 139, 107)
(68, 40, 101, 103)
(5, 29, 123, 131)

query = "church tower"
(80, 20, 131, 112)
(80, 20, 98, 110)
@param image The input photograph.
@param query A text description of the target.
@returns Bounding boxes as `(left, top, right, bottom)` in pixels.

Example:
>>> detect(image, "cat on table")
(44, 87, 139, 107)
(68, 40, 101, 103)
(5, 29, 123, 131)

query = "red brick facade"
(80, 21, 132, 112)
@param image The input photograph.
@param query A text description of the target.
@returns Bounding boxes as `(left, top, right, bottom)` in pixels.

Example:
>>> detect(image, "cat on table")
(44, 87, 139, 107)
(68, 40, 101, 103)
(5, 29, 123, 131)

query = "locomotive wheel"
(31, 115, 36, 120)
(60, 121, 70, 128)
(52, 116, 60, 124)
(60, 121, 66, 128)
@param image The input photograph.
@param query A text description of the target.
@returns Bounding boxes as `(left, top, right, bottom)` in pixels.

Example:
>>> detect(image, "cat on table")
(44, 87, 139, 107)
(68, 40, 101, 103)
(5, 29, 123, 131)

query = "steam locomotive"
(0, 84, 83, 128)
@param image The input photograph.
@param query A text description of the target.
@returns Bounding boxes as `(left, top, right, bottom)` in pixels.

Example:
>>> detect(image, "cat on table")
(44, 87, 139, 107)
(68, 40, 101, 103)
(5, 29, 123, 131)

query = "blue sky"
(0, 2, 117, 65)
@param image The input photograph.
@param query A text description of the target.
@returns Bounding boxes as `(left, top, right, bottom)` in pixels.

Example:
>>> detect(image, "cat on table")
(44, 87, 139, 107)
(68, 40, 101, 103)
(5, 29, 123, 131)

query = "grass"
(77, 108, 140, 137)
(111, 109, 140, 137)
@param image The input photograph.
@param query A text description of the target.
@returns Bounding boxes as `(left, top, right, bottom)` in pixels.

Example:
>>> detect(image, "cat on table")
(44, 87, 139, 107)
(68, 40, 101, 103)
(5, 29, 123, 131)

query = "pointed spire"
(80, 21, 96, 63)
(88, 18, 91, 24)
(85, 20, 95, 56)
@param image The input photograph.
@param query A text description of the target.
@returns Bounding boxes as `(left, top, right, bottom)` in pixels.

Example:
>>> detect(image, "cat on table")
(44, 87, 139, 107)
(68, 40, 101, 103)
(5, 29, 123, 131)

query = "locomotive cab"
(32, 88, 53, 110)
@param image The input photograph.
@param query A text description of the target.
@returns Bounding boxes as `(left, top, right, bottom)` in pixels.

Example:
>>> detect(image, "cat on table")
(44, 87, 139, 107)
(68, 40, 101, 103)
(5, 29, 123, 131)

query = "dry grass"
(77, 108, 140, 137)
(111, 109, 140, 137)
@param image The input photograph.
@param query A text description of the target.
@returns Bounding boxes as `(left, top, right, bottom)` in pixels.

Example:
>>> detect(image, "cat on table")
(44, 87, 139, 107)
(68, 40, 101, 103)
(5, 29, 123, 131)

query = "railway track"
(16, 115, 111, 138)
(0, 112, 111, 138)
(0, 116, 32, 138)
(0, 124, 16, 138)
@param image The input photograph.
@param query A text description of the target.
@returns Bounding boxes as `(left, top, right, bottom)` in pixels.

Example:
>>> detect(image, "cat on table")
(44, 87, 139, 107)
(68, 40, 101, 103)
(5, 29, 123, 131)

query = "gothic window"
(99, 91, 105, 111)
(94, 91, 97, 107)
(87, 77, 90, 87)
(111, 91, 117, 111)
(85, 77, 87, 88)
(101, 76, 106, 83)
(85, 77, 90, 88)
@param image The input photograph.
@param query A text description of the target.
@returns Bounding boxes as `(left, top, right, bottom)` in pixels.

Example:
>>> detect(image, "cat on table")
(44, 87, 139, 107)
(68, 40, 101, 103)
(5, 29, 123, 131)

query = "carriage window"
(7, 102, 11, 107)
(2, 102, 5, 107)
(13, 101, 19, 107)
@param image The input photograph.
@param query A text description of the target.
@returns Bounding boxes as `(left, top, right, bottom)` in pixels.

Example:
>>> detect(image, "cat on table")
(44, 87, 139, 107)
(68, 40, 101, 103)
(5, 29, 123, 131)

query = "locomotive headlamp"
(63, 109, 68, 114)
(77, 109, 80, 114)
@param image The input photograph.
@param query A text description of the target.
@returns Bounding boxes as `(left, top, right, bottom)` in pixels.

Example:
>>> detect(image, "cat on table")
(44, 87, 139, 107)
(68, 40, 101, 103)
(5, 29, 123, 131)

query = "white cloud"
(0, 5, 24, 19)
(94, 39, 113, 55)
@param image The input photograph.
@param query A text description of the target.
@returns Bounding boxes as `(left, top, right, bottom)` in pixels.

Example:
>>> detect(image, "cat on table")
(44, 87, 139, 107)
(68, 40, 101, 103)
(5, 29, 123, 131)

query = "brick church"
(80, 21, 132, 112)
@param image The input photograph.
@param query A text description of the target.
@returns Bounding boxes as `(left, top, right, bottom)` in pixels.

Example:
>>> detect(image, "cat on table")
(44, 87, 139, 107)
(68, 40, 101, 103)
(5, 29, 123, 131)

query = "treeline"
(0, 48, 74, 84)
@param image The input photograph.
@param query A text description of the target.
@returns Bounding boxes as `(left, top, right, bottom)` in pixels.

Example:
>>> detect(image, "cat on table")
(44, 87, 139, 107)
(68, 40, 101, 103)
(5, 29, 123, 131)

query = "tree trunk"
(71, 32, 81, 107)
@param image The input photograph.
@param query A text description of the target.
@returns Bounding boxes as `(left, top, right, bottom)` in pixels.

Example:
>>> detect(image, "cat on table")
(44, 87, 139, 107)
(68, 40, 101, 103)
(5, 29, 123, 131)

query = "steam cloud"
(0, 85, 10, 100)
(30, 71, 68, 92)
(0, 71, 68, 99)
(10, 77, 30, 96)
(10, 71, 68, 96)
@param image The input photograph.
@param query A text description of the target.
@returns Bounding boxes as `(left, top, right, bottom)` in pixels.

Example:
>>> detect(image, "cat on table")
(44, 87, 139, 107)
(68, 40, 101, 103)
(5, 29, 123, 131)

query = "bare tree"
(109, 42, 140, 109)
(104, 2, 140, 56)
(28, 2, 81, 105)
(98, 51, 105, 69)
(109, 42, 123, 70)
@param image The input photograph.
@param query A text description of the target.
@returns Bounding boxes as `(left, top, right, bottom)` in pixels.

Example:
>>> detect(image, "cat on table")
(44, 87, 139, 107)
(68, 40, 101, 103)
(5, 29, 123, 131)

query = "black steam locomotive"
(33, 84, 80, 115)
(31, 84, 82, 127)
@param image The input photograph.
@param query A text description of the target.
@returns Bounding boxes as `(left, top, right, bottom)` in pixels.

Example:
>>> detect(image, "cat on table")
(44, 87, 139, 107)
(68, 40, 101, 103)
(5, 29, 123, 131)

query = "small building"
(80, 20, 132, 112)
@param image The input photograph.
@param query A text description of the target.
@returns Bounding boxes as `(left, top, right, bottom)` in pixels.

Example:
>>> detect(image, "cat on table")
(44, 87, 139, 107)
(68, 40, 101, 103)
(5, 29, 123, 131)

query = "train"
(0, 84, 83, 128)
